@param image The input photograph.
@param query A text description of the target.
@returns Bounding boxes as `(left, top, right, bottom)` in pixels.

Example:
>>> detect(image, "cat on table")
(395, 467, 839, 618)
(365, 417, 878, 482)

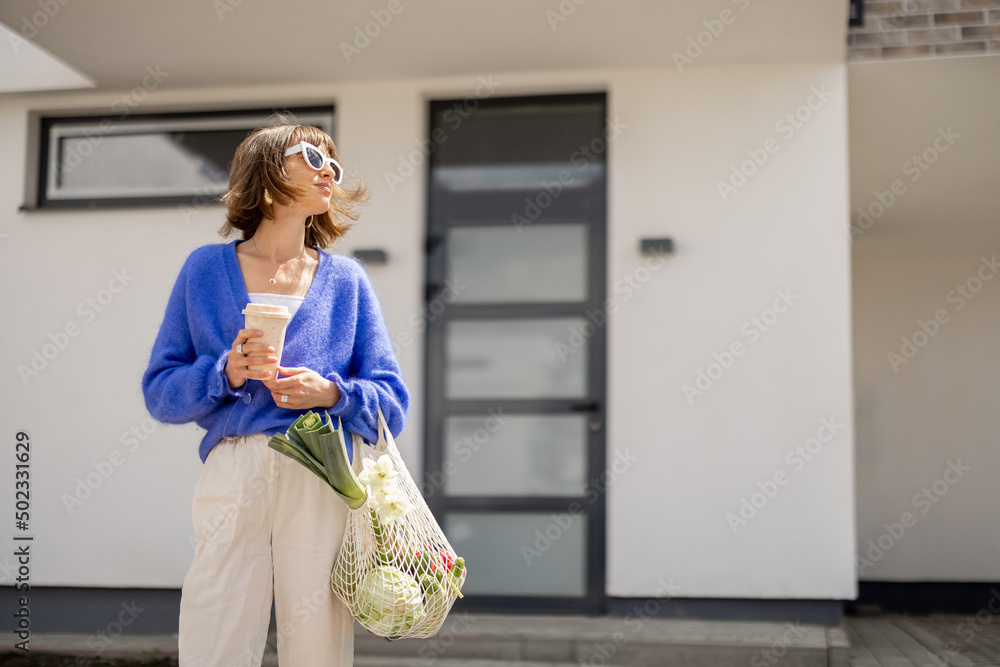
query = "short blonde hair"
(219, 115, 369, 248)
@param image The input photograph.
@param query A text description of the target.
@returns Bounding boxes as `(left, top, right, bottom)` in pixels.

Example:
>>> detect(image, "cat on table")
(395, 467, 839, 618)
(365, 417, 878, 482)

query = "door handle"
(425, 235, 444, 253)
(570, 402, 602, 432)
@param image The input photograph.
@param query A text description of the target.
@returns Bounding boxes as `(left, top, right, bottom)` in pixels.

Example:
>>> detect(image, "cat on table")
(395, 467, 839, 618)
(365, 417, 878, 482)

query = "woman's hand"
(224, 328, 278, 389)
(262, 366, 341, 410)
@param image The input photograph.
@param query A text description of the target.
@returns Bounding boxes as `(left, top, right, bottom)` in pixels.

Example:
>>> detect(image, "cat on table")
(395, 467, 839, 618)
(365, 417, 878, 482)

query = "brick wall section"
(848, 0, 1000, 61)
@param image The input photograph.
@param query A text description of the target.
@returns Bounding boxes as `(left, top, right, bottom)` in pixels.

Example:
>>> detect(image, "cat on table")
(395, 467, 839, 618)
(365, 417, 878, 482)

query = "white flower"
(368, 485, 390, 510)
(359, 454, 396, 493)
(374, 489, 413, 524)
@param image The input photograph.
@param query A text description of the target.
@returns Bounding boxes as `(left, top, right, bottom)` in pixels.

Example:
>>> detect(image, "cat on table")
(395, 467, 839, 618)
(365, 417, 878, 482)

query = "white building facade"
(0, 0, 996, 632)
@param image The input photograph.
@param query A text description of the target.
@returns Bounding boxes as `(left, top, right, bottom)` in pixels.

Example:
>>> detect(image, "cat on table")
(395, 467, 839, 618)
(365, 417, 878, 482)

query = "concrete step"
(349, 613, 847, 667)
(0, 632, 178, 660)
(1, 614, 849, 667)
(353, 660, 577, 667)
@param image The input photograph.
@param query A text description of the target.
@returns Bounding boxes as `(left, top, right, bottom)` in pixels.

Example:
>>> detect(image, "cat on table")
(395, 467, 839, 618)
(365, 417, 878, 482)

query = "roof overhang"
(0, 0, 847, 94)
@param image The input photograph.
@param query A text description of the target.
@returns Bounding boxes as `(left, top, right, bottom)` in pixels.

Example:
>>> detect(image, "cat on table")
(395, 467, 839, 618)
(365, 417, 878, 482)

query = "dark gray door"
(424, 93, 608, 612)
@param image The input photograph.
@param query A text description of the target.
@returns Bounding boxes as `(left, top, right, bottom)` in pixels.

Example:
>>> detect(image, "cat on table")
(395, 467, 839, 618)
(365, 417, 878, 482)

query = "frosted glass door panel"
(445, 513, 587, 596)
(447, 224, 587, 304)
(445, 319, 587, 399)
(427, 93, 607, 606)
(443, 415, 587, 496)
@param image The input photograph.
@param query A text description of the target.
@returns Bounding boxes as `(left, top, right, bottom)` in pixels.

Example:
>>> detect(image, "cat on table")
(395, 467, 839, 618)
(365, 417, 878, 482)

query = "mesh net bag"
(331, 407, 466, 640)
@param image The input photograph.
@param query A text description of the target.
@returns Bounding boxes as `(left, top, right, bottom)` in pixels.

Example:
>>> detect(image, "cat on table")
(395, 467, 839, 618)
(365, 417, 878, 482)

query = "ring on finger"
(236, 344, 243, 354)
(280, 394, 289, 404)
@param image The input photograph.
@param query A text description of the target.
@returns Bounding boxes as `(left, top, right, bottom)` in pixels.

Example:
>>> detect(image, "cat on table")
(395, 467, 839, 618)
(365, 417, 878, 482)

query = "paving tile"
(900, 614, 1000, 666)
(873, 617, 952, 666)
(845, 622, 883, 667)
(827, 626, 851, 667)
(522, 636, 573, 661)
(848, 618, 917, 665)
(844, 614, 1000, 667)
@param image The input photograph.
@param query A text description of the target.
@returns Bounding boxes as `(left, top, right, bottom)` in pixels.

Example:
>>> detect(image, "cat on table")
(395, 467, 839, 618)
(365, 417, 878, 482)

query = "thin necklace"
(252, 235, 305, 286)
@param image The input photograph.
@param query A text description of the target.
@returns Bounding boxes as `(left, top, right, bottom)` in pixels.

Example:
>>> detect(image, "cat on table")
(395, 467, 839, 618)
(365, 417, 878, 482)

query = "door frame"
(422, 92, 609, 613)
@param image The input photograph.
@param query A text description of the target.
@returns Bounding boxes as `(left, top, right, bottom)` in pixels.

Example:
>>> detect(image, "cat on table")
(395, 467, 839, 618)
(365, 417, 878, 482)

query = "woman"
(142, 118, 409, 666)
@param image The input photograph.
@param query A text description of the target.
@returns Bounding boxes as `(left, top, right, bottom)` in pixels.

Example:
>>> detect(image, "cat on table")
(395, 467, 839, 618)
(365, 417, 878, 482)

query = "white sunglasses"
(284, 140, 343, 184)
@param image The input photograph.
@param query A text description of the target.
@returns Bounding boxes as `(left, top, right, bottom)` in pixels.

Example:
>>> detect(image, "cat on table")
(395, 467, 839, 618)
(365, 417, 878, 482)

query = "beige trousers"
(178, 433, 354, 666)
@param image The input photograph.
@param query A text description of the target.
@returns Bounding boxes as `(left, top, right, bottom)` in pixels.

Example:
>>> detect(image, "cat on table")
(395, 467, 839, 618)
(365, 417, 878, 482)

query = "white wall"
(853, 246, 1000, 581)
(847, 55, 1000, 583)
(0, 62, 855, 599)
(606, 62, 855, 599)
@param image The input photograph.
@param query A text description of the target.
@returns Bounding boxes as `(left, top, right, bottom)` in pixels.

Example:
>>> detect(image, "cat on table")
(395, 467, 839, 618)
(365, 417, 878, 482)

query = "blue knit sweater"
(141, 240, 409, 463)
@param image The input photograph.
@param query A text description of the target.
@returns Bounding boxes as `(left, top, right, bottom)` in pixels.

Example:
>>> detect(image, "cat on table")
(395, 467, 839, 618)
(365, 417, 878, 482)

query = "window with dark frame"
(35, 106, 334, 210)
(849, 0, 863, 27)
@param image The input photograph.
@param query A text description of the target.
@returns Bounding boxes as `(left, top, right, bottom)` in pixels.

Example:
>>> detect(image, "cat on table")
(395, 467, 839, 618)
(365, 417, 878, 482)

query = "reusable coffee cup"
(242, 303, 292, 378)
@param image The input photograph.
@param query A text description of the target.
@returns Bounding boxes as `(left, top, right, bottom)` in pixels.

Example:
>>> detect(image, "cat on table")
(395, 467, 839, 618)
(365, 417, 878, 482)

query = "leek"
(267, 410, 368, 509)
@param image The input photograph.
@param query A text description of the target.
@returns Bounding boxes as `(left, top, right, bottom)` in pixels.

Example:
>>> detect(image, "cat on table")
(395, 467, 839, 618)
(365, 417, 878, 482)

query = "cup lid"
(243, 303, 291, 318)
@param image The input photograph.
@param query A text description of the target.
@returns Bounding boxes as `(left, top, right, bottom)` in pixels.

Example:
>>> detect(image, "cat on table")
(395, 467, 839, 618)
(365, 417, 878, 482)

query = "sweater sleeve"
(327, 268, 409, 444)
(142, 260, 245, 424)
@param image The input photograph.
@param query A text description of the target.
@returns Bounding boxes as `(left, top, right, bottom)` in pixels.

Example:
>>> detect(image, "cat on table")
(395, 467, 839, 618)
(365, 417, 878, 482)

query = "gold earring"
(306, 215, 313, 228)
(263, 189, 273, 205)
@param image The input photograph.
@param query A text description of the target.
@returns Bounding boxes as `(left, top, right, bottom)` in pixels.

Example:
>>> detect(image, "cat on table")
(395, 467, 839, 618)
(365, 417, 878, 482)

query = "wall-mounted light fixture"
(352, 249, 388, 266)
(640, 238, 674, 256)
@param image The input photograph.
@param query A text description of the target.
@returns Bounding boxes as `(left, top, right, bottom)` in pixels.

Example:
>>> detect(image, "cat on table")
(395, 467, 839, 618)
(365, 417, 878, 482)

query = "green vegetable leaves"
(267, 410, 368, 509)
(352, 566, 427, 637)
